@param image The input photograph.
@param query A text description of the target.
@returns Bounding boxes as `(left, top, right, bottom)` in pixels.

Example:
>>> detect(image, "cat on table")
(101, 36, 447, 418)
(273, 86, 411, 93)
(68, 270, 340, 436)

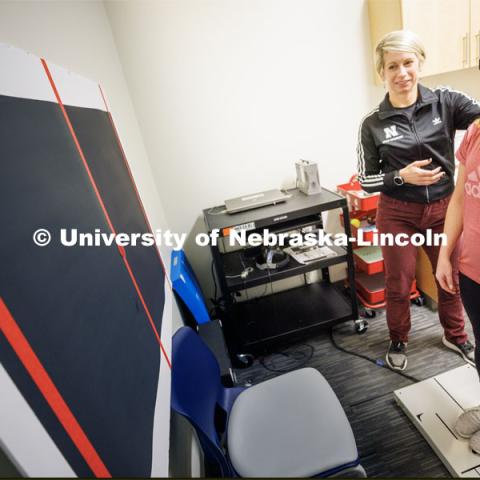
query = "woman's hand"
(399, 158, 445, 185)
(436, 255, 458, 294)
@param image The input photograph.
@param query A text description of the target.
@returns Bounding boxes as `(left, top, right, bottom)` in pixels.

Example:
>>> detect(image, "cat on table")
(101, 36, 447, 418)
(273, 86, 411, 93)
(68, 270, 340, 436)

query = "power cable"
(329, 326, 422, 383)
(259, 343, 315, 373)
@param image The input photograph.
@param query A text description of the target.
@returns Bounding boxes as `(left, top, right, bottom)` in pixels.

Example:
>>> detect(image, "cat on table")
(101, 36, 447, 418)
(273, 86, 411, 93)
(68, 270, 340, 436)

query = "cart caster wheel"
(355, 319, 369, 334)
(413, 296, 425, 307)
(362, 308, 376, 319)
(234, 353, 254, 369)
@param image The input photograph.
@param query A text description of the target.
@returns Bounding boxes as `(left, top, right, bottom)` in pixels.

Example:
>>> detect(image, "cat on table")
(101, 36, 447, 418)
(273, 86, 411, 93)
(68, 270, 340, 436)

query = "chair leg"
(327, 464, 367, 478)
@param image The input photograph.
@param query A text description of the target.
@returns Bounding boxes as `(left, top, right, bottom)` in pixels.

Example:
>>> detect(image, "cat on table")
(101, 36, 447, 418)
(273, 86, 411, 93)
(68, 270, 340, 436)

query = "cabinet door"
(402, 0, 470, 76)
(471, 0, 480, 67)
(368, 0, 404, 84)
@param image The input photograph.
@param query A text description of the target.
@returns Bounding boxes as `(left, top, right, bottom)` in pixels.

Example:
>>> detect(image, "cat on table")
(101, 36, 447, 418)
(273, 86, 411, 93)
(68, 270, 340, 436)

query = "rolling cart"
(203, 187, 360, 354)
(337, 175, 423, 327)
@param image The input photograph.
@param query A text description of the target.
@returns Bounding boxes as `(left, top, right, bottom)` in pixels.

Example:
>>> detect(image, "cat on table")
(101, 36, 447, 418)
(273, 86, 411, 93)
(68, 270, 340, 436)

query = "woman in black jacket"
(357, 30, 480, 371)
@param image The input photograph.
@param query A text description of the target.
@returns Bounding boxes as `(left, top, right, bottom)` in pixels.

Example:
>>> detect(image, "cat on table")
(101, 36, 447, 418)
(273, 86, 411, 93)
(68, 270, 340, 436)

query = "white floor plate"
(394, 365, 480, 477)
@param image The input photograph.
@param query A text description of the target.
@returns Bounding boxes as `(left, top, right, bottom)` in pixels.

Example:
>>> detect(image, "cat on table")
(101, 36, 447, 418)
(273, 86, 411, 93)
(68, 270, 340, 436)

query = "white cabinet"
(368, 0, 478, 83)
(471, 0, 480, 67)
(402, 0, 469, 76)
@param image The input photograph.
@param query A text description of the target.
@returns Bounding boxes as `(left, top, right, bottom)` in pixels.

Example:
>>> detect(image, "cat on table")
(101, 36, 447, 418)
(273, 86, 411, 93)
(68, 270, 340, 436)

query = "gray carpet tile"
(234, 303, 476, 478)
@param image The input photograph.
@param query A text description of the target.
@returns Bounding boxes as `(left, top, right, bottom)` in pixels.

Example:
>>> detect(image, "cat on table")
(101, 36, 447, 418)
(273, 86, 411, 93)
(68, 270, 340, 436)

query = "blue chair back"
(171, 326, 238, 476)
(170, 250, 210, 325)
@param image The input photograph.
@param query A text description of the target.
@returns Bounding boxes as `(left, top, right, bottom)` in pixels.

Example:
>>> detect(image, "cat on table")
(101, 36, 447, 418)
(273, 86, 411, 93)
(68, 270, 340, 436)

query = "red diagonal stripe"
(41, 59, 170, 369)
(41, 59, 116, 236)
(98, 84, 170, 288)
(0, 298, 111, 478)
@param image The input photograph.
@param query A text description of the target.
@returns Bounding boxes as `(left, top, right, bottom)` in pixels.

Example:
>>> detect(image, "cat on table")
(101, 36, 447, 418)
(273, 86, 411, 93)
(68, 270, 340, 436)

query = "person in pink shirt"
(436, 118, 480, 453)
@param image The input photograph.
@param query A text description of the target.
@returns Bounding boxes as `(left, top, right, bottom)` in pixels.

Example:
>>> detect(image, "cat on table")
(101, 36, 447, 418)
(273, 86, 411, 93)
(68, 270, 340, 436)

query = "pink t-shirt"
(456, 120, 480, 285)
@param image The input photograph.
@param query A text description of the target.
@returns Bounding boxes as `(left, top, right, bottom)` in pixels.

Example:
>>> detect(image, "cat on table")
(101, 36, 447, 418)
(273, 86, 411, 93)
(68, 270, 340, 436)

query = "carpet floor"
(234, 303, 476, 478)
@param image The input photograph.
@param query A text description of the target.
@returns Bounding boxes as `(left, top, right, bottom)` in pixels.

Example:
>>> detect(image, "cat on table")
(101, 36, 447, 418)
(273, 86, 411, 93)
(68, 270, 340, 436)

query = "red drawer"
(356, 272, 385, 304)
(337, 178, 380, 212)
(356, 272, 417, 304)
(354, 246, 384, 274)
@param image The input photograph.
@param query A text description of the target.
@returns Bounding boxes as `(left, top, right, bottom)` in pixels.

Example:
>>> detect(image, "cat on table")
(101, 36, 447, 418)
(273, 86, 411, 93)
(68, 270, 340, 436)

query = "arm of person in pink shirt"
(436, 164, 466, 294)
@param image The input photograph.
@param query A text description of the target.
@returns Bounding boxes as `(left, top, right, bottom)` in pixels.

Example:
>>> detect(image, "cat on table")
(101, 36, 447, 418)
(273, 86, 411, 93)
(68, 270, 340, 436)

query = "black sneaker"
(386, 341, 408, 371)
(442, 336, 475, 366)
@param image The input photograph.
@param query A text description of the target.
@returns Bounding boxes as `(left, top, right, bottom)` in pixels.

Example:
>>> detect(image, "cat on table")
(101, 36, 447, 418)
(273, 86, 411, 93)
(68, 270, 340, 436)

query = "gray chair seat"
(227, 367, 359, 477)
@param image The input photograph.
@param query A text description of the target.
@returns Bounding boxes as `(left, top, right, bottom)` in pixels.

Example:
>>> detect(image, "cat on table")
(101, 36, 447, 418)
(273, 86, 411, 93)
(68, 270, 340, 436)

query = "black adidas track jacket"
(357, 84, 480, 203)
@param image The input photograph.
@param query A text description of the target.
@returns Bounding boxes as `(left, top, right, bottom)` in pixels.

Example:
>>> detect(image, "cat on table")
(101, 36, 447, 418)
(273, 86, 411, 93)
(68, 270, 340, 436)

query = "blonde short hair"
(375, 30, 426, 75)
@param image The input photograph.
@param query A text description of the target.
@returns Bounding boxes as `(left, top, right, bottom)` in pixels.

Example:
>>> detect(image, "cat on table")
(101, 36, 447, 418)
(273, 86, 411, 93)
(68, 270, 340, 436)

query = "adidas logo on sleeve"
(465, 166, 480, 198)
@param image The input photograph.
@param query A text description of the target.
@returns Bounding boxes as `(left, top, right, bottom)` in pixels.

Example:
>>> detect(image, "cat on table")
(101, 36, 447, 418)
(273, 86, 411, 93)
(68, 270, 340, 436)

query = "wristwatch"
(393, 171, 405, 186)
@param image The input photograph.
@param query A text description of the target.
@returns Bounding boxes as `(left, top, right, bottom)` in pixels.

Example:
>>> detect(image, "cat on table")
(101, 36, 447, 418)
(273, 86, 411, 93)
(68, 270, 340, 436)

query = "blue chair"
(170, 250, 211, 325)
(171, 326, 366, 477)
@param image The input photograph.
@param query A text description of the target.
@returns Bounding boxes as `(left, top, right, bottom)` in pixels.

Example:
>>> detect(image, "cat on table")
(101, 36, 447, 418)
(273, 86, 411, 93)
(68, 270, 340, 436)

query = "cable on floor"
(329, 326, 422, 383)
(259, 343, 315, 373)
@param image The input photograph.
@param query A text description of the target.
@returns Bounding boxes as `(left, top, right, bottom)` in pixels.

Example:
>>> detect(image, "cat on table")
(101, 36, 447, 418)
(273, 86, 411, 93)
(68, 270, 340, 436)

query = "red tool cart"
(337, 175, 423, 325)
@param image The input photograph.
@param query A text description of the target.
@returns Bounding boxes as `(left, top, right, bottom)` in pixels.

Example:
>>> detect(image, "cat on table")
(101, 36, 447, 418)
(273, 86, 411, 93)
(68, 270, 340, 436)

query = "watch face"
(394, 176, 404, 186)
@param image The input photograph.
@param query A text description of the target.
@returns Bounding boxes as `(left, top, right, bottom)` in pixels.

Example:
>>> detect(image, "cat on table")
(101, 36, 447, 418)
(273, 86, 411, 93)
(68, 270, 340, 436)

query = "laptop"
(224, 189, 291, 214)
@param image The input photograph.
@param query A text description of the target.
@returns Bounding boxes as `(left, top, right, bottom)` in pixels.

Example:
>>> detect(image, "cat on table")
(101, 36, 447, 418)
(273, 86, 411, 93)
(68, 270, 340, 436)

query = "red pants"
(376, 193, 467, 344)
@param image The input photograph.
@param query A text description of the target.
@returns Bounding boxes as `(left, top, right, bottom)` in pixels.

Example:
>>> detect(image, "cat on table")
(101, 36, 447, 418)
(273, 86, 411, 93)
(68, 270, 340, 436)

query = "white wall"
(104, 0, 379, 297)
(0, 0, 173, 271)
(421, 67, 480, 101)
(105, 0, 377, 222)
(105, 0, 480, 302)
